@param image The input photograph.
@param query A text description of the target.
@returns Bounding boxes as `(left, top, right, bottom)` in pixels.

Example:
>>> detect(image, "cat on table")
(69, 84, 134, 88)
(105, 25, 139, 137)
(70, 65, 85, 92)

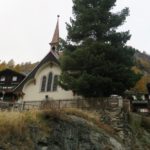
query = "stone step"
(113, 127, 123, 132)
(111, 119, 120, 122)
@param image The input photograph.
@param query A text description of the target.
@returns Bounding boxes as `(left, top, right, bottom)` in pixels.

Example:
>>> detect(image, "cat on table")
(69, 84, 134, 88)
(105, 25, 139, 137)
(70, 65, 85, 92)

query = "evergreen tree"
(60, 0, 140, 97)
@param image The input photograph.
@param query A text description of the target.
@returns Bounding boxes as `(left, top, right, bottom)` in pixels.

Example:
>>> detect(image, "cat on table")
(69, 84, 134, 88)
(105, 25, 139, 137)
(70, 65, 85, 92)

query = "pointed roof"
(50, 15, 60, 46)
(14, 51, 60, 92)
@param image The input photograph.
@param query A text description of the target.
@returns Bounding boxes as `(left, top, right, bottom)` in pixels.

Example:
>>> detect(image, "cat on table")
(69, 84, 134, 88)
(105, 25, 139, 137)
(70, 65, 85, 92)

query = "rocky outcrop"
(35, 115, 125, 150)
(0, 109, 149, 150)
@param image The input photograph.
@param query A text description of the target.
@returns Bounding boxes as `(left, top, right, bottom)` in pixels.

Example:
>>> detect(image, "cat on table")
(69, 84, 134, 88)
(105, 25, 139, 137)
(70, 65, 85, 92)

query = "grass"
(0, 110, 43, 149)
(0, 110, 39, 135)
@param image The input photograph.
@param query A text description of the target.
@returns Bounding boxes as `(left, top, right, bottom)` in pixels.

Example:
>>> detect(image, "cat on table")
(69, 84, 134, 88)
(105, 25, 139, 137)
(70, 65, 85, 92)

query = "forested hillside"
(135, 51, 150, 74)
(0, 59, 38, 75)
(133, 51, 150, 93)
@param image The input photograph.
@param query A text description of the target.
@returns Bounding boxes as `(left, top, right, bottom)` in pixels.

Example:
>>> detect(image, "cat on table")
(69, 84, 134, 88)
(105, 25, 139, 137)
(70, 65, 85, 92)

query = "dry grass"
(0, 110, 41, 144)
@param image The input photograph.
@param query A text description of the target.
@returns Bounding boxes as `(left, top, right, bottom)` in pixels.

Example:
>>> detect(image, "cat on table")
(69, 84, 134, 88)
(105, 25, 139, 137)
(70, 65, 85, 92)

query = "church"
(15, 17, 77, 102)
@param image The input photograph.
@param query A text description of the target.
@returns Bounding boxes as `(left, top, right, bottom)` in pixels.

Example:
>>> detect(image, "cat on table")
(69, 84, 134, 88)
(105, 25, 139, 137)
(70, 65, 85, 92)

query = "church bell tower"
(49, 15, 60, 52)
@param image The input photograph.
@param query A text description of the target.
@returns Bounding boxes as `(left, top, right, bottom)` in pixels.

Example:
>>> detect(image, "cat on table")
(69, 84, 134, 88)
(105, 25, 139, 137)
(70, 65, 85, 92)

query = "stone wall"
(129, 112, 150, 130)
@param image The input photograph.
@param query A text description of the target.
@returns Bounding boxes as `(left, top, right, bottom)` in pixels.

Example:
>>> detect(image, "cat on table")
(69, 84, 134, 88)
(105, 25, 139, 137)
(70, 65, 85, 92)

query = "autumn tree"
(0, 61, 7, 71)
(7, 59, 15, 69)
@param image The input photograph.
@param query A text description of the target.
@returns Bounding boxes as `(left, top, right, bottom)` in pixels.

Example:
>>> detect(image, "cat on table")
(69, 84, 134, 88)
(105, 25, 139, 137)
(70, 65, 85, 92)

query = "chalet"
(15, 17, 78, 102)
(129, 94, 150, 114)
(0, 68, 25, 101)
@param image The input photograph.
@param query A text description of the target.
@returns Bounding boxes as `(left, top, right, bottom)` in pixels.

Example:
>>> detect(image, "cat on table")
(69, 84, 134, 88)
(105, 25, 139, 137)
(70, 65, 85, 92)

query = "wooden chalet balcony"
(0, 86, 16, 92)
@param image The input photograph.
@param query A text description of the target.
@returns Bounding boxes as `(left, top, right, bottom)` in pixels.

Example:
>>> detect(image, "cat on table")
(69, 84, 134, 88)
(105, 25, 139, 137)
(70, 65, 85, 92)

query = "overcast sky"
(0, 0, 149, 64)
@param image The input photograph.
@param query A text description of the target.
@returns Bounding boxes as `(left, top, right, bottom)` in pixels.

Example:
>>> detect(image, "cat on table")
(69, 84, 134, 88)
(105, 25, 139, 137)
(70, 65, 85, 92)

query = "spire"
(50, 15, 59, 49)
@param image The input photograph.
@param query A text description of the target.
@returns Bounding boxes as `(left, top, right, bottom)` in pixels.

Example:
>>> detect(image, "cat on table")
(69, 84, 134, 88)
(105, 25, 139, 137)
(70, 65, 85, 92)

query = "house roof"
(0, 68, 25, 78)
(14, 51, 60, 92)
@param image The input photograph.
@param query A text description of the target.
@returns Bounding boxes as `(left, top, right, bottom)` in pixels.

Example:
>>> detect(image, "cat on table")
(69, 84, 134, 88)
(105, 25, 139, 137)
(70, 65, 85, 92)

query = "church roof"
(14, 51, 60, 92)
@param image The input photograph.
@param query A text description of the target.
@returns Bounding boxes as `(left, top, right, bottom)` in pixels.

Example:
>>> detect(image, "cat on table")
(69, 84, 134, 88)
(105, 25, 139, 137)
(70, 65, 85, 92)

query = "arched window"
(47, 72, 53, 91)
(41, 76, 47, 92)
(52, 75, 58, 91)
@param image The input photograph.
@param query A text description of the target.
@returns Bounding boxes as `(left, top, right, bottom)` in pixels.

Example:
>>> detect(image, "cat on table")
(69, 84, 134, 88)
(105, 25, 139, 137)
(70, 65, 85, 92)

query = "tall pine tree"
(60, 0, 140, 97)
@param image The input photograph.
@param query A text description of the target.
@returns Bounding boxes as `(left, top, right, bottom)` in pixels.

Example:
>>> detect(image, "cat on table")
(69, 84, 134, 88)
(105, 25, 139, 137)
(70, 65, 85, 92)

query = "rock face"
(0, 109, 149, 150)
(35, 115, 125, 150)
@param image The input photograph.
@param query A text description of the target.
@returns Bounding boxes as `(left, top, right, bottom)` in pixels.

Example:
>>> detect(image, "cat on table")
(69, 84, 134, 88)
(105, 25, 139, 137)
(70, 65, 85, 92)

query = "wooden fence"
(0, 97, 121, 111)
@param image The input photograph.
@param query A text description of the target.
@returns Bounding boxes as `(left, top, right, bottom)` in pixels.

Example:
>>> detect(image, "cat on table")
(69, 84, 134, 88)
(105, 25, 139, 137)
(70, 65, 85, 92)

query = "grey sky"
(0, 0, 149, 64)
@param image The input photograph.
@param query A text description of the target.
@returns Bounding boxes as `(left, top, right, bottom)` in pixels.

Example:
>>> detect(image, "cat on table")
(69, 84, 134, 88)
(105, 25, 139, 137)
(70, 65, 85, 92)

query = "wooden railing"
(0, 97, 121, 111)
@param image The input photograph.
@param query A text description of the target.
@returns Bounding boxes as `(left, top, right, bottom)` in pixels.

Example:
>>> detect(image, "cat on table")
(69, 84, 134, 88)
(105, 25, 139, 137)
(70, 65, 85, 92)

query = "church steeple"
(50, 15, 60, 51)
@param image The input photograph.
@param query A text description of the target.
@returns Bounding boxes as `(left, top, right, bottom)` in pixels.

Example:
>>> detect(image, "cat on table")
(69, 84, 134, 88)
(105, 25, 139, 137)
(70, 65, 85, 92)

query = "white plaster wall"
(22, 62, 76, 101)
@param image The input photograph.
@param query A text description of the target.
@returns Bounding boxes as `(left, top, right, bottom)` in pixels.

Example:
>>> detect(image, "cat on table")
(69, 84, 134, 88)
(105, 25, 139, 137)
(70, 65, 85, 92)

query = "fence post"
(82, 99, 84, 109)
(59, 100, 61, 109)
(77, 99, 79, 108)
(21, 101, 25, 111)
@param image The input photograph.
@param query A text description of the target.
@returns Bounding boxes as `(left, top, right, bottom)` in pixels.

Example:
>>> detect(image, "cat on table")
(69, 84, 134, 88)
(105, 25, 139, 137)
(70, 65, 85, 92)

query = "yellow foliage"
(139, 59, 150, 69)
(134, 75, 150, 93)
(132, 66, 142, 74)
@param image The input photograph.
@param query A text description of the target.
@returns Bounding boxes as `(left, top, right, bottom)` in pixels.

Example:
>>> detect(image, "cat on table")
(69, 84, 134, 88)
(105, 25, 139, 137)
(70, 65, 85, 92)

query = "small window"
(41, 76, 47, 92)
(0, 76, 5, 82)
(52, 46, 56, 51)
(12, 76, 17, 81)
(47, 72, 53, 92)
(52, 75, 58, 91)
